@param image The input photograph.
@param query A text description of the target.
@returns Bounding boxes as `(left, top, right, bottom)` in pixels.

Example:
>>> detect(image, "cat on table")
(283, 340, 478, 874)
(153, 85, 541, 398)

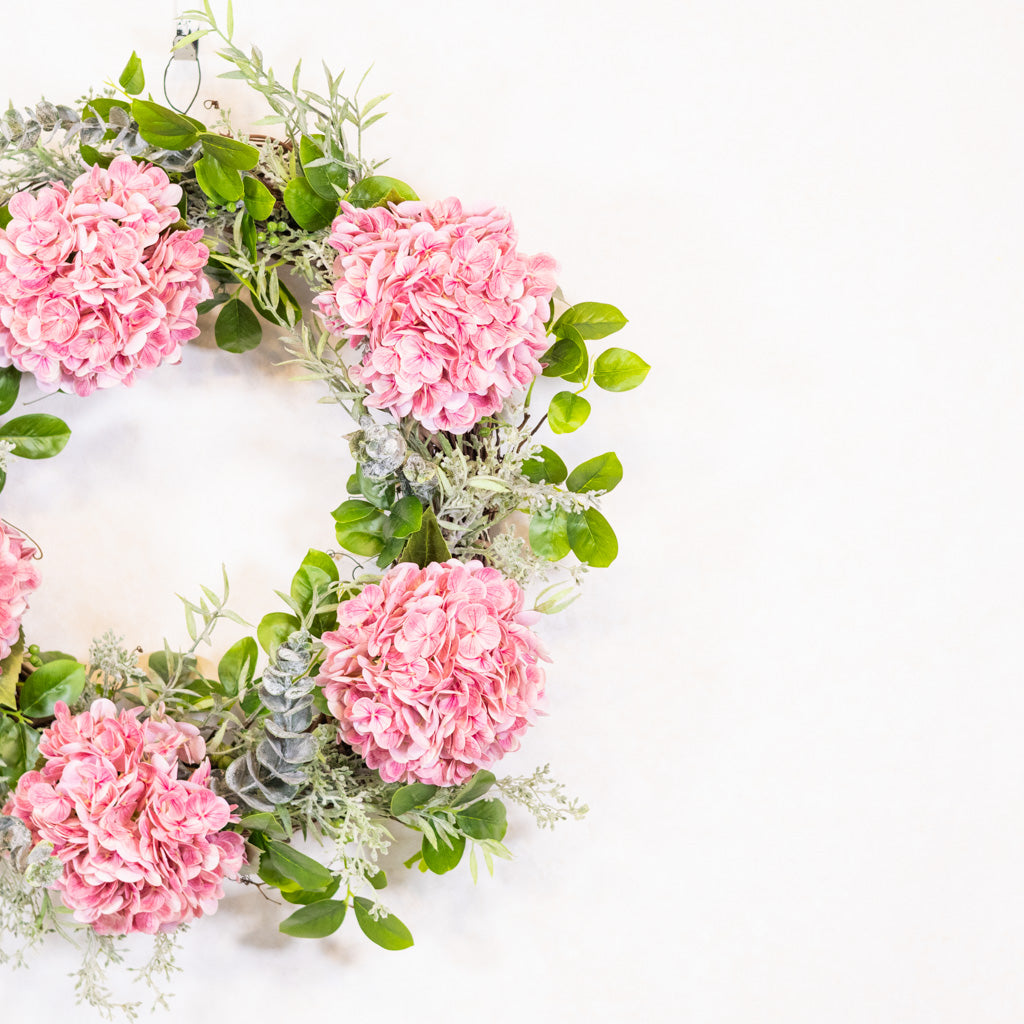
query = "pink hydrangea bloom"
(0, 156, 212, 396)
(314, 198, 558, 433)
(2, 699, 244, 935)
(317, 560, 549, 786)
(0, 522, 39, 661)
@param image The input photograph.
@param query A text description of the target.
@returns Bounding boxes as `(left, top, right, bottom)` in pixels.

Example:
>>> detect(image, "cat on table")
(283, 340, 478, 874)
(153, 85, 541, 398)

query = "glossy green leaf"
(422, 833, 465, 874)
(567, 508, 618, 567)
(217, 636, 258, 698)
(541, 326, 587, 381)
(199, 132, 259, 170)
(280, 876, 341, 906)
(237, 811, 289, 839)
(554, 302, 628, 340)
(299, 135, 349, 199)
(0, 205, 10, 230)
(529, 507, 571, 561)
(332, 499, 387, 557)
(0, 414, 70, 459)
(522, 445, 567, 485)
(283, 177, 338, 231)
(243, 175, 276, 220)
(547, 392, 591, 434)
(344, 175, 418, 209)
(280, 899, 347, 938)
(257, 612, 301, 656)
(592, 347, 650, 392)
(194, 153, 243, 203)
(118, 51, 145, 94)
(261, 840, 335, 893)
(353, 897, 414, 950)
(367, 869, 388, 890)
(566, 452, 623, 493)
(455, 799, 508, 841)
(0, 367, 22, 417)
(0, 717, 39, 787)
(398, 507, 451, 568)
(215, 298, 262, 353)
(19, 660, 86, 718)
(452, 770, 496, 807)
(388, 496, 423, 539)
(0, 633, 23, 710)
(390, 783, 438, 816)
(131, 98, 202, 149)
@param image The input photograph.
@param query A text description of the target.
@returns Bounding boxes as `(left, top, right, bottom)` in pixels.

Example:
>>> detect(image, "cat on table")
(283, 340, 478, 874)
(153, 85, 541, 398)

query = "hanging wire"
(162, 20, 202, 116)
(2, 519, 44, 560)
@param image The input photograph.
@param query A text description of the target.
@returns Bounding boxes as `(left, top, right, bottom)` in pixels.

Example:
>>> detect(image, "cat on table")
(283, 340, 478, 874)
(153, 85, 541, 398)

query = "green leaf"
(529, 508, 570, 561)
(280, 876, 341, 905)
(0, 205, 10, 230)
(367, 869, 388, 890)
(547, 392, 591, 434)
(541, 327, 587, 381)
(375, 537, 405, 569)
(79, 144, 113, 170)
(147, 650, 195, 685)
(521, 445, 567, 485)
(299, 135, 349, 199)
(194, 153, 243, 204)
(421, 833, 465, 874)
(0, 634, 23, 710)
(18, 660, 86, 719)
(554, 302, 628, 340)
(454, 799, 508, 841)
(241, 213, 258, 261)
(283, 177, 338, 231)
(353, 897, 414, 950)
(0, 367, 22, 416)
(0, 414, 70, 459)
(390, 783, 438, 817)
(217, 637, 258, 698)
(567, 508, 618, 567)
(566, 452, 623, 493)
(237, 811, 289, 839)
(83, 97, 132, 122)
(452, 769, 496, 807)
(118, 51, 145, 95)
(131, 98, 202, 150)
(0, 717, 39, 787)
(280, 899, 347, 938)
(301, 548, 340, 583)
(215, 298, 262, 353)
(344, 176, 418, 209)
(199, 132, 259, 170)
(261, 840, 335, 893)
(332, 499, 387, 557)
(592, 347, 650, 392)
(398, 507, 451, 568)
(354, 465, 396, 509)
(387, 496, 423, 539)
(257, 612, 301, 656)
(290, 563, 332, 619)
(243, 175, 275, 220)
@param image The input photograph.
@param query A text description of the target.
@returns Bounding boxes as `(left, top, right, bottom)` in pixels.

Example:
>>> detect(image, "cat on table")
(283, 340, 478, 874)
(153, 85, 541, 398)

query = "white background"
(3, 0, 1024, 1020)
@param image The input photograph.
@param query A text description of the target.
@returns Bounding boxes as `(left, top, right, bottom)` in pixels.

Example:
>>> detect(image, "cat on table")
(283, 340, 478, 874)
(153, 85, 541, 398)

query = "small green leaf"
(261, 840, 335, 893)
(79, 144, 113, 170)
(280, 876, 341, 905)
(332, 499, 387, 557)
(0, 205, 11, 230)
(257, 612, 301, 656)
(529, 508, 571, 561)
(0, 414, 70, 459)
(0, 717, 39, 787)
(299, 135, 349, 199)
(541, 327, 587, 381)
(194, 153, 243, 204)
(237, 812, 289, 839)
(0, 633, 23, 710)
(390, 783, 438, 817)
(215, 298, 262, 353)
(283, 177, 338, 231)
(199, 132, 259, 170)
(344, 176, 418, 209)
(452, 770, 496, 807)
(522, 445, 567, 485)
(566, 452, 623, 493)
(398, 507, 451, 568)
(554, 302, 628, 340)
(353, 897, 414, 950)
(592, 347, 650, 392)
(118, 51, 146, 95)
(547, 392, 591, 434)
(301, 548, 340, 583)
(18, 660, 86, 718)
(367, 869, 388, 890)
(455, 799, 508, 841)
(566, 508, 618, 567)
(387, 496, 423, 539)
(421, 833, 465, 874)
(243, 175, 275, 220)
(83, 97, 132, 122)
(217, 636, 258, 698)
(131, 98, 202, 150)
(0, 367, 22, 416)
(280, 899, 347, 938)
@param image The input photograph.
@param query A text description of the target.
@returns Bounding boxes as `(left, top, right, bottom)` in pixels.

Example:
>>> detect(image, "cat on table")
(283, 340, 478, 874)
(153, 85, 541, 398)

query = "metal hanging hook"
(162, 19, 202, 116)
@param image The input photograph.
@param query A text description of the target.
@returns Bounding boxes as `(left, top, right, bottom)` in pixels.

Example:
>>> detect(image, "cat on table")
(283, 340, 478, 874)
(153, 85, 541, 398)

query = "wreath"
(0, 5, 649, 1013)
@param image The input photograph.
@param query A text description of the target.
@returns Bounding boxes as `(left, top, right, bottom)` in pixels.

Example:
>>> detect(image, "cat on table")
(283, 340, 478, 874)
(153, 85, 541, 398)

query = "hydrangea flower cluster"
(314, 198, 558, 433)
(317, 559, 548, 786)
(3, 699, 244, 935)
(0, 156, 211, 396)
(0, 521, 39, 661)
